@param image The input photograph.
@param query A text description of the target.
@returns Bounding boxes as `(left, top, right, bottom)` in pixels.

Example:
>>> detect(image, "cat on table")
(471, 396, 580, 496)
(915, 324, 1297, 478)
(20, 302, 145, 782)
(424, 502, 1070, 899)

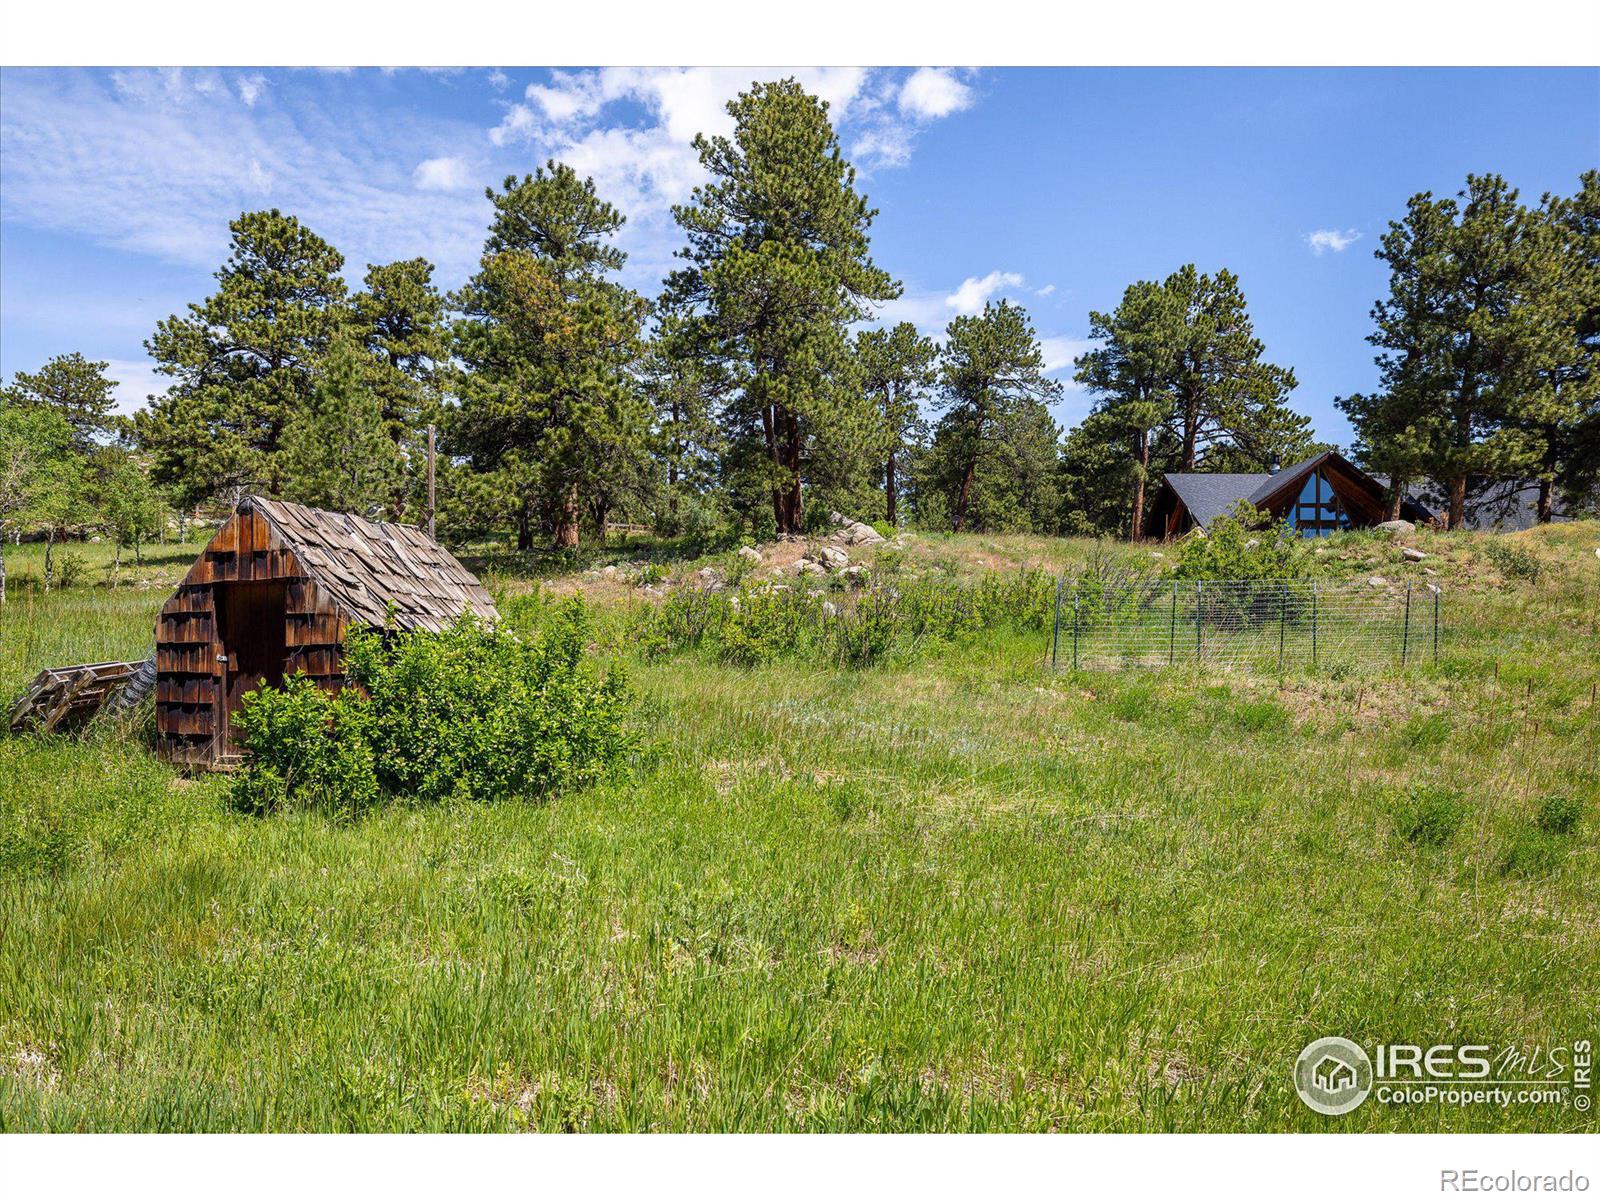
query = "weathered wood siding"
(154, 510, 348, 768)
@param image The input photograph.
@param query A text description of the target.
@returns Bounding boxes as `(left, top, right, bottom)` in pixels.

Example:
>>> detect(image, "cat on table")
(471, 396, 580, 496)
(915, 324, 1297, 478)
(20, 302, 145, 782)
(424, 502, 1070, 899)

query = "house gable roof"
(243, 496, 498, 632)
(1163, 451, 1436, 527)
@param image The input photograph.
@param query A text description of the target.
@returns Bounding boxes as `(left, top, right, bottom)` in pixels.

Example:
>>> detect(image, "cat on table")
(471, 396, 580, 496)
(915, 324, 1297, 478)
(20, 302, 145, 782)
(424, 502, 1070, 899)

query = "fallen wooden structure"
(8, 660, 147, 734)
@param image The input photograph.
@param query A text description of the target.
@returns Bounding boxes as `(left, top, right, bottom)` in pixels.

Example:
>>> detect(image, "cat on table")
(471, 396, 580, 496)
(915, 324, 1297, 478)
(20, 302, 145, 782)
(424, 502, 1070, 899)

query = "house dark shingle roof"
(246, 497, 498, 632)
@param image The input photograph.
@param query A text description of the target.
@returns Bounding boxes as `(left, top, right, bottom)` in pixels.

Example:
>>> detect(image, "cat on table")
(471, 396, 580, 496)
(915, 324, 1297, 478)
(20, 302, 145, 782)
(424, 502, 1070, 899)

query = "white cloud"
(1036, 283, 1056, 297)
(1306, 228, 1360, 255)
(486, 69, 509, 91)
(1038, 336, 1092, 374)
(413, 155, 472, 192)
(898, 68, 973, 120)
(945, 270, 1026, 316)
(237, 74, 267, 107)
(0, 69, 494, 281)
(103, 358, 170, 416)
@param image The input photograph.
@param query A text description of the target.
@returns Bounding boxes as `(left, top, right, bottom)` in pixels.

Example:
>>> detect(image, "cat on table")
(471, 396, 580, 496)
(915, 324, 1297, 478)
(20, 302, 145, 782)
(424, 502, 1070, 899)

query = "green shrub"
(1172, 501, 1306, 582)
(1500, 830, 1565, 877)
(1535, 793, 1583, 836)
(54, 549, 90, 589)
(1392, 784, 1467, 848)
(232, 603, 632, 813)
(721, 584, 816, 667)
(1481, 539, 1543, 582)
(638, 562, 668, 587)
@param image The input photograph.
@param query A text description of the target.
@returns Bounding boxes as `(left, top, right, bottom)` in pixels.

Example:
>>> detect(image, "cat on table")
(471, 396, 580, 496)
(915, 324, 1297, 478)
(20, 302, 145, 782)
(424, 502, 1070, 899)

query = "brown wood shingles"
(154, 497, 497, 767)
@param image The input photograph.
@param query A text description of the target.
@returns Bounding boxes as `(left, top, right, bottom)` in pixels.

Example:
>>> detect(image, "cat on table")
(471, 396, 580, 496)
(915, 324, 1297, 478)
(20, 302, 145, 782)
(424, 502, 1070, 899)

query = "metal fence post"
(1194, 581, 1203, 662)
(1433, 586, 1440, 665)
(1311, 581, 1319, 670)
(1401, 582, 1412, 667)
(1051, 575, 1063, 672)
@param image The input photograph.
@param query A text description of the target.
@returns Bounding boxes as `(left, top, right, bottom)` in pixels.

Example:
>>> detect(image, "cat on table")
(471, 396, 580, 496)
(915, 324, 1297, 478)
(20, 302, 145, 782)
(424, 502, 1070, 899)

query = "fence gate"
(1050, 578, 1441, 673)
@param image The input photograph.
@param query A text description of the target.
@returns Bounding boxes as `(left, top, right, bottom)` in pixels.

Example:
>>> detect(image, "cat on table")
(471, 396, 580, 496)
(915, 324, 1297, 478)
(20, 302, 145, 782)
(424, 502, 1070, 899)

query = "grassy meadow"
(1, 523, 1597, 1132)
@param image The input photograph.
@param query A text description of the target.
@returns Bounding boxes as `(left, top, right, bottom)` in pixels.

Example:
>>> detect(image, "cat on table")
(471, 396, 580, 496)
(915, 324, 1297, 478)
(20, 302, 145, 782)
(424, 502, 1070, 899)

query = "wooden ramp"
(9, 660, 147, 734)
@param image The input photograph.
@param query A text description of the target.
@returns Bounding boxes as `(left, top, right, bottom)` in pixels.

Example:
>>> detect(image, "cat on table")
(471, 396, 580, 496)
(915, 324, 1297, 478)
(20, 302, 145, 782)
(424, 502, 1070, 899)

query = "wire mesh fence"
(1049, 578, 1442, 673)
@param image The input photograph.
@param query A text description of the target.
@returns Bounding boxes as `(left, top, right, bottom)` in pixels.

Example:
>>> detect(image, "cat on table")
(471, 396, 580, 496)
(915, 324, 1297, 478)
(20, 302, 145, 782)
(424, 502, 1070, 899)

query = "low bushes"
(635, 568, 1056, 669)
(231, 601, 631, 814)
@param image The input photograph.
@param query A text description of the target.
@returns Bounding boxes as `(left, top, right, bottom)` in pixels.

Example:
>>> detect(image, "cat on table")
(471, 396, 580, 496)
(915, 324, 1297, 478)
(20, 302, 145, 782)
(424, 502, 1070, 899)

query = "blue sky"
(2, 66, 1596, 444)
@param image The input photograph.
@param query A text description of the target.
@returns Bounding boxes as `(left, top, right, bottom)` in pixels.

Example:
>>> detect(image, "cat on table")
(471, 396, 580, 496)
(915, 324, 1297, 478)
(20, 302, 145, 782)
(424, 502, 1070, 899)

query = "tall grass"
(1, 528, 1597, 1131)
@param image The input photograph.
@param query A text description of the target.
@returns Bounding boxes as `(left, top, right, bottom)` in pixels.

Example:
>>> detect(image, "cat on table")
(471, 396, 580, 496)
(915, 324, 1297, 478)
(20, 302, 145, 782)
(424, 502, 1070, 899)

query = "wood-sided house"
(155, 497, 498, 769)
(1144, 451, 1436, 540)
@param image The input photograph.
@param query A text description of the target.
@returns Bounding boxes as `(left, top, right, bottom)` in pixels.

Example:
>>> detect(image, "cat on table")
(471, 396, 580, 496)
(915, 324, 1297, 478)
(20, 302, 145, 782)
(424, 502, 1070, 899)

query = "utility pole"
(425, 423, 437, 540)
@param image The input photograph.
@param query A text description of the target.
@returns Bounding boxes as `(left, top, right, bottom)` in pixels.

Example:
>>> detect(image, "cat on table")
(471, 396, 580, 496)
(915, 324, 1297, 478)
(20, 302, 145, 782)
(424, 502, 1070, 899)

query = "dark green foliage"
(1535, 793, 1583, 836)
(277, 335, 402, 516)
(231, 607, 632, 813)
(856, 322, 936, 526)
(1, 353, 120, 452)
(450, 165, 650, 550)
(1172, 501, 1306, 580)
(928, 300, 1062, 533)
(1072, 265, 1312, 540)
(1392, 784, 1467, 848)
(136, 210, 349, 506)
(664, 79, 901, 535)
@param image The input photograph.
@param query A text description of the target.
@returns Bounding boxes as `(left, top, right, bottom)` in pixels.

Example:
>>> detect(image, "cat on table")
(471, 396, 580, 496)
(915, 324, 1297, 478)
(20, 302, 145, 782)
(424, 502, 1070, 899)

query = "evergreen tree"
(930, 300, 1062, 533)
(664, 79, 901, 534)
(352, 258, 450, 519)
(1348, 176, 1548, 529)
(1073, 280, 1184, 538)
(450, 165, 649, 549)
(278, 336, 403, 515)
(1056, 408, 1144, 537)
(642, 313, 723, 533)
(135, 210, 349, 507)
(1521, 171, 1600, 519)
(1162, 265, 1309, 472)
(1, 353, 119, 452)
(856, 322, 936, 526)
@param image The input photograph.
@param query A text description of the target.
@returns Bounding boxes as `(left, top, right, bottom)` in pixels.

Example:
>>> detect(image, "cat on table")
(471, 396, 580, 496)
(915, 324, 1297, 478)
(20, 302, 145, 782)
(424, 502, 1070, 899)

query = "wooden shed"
(155, 496, 498, 769)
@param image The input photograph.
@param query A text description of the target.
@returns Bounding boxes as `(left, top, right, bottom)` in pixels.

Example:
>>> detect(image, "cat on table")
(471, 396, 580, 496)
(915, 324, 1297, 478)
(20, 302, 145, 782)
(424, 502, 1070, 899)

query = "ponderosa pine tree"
(930, 300, 1062, 533)
(1162, 265, 1309, 472)
(451, 165, 649, 549)
(278, 335, 402, 516)
(1350, 176, 1549, 529)
(856, 322, 936, 526)
(1073, 280, 1184, 539)
(664, 79, 901, 535)
(642, 312, 723, 533)
(1, 353, 120, 452)
(136, 210, 349, 507)
(352, 258, 449, 519)
(1520, 172, 1600, 520)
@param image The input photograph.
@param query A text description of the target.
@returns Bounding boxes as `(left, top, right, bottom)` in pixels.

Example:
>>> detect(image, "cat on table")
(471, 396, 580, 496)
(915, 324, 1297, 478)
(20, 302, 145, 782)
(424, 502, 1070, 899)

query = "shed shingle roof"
(246, 497, 498, 632)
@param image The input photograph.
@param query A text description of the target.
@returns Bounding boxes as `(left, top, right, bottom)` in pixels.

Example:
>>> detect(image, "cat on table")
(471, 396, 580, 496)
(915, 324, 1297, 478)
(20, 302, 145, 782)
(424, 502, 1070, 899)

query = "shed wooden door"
(214, 580, 289, 759)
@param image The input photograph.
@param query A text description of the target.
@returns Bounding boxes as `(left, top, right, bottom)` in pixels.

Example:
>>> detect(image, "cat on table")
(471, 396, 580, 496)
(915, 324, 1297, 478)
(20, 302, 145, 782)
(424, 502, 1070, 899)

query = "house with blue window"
(1145, 451, 1436, 539)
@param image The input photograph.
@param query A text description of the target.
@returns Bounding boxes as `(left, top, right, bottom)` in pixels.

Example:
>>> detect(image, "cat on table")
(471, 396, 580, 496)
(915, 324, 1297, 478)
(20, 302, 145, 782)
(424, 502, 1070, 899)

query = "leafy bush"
(1481, 539, 1543, 582)
(1500, 831, 1565, 877)
(634, 568, 1055, 670)
(1535, 793, 1583, 836)
(1392, 784, 1467, 848)
(678, 494, 737, 554)
(232, 604, 631, 813)
(1172, 501, 1305, 581)
(54, 550, 90, 589)
(637, 562, 668, 587)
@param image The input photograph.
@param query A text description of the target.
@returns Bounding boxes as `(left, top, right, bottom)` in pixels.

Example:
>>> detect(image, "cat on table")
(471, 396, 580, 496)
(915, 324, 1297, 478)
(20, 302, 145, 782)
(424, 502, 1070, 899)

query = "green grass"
(1, 527, 1597, 1131)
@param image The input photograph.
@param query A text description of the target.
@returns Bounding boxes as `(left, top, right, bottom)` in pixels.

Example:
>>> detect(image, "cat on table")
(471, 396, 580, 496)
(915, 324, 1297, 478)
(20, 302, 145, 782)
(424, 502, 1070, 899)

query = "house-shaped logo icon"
(1314, 1055, 1357, 1094)
(1294, 1036, 1374, 1115)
